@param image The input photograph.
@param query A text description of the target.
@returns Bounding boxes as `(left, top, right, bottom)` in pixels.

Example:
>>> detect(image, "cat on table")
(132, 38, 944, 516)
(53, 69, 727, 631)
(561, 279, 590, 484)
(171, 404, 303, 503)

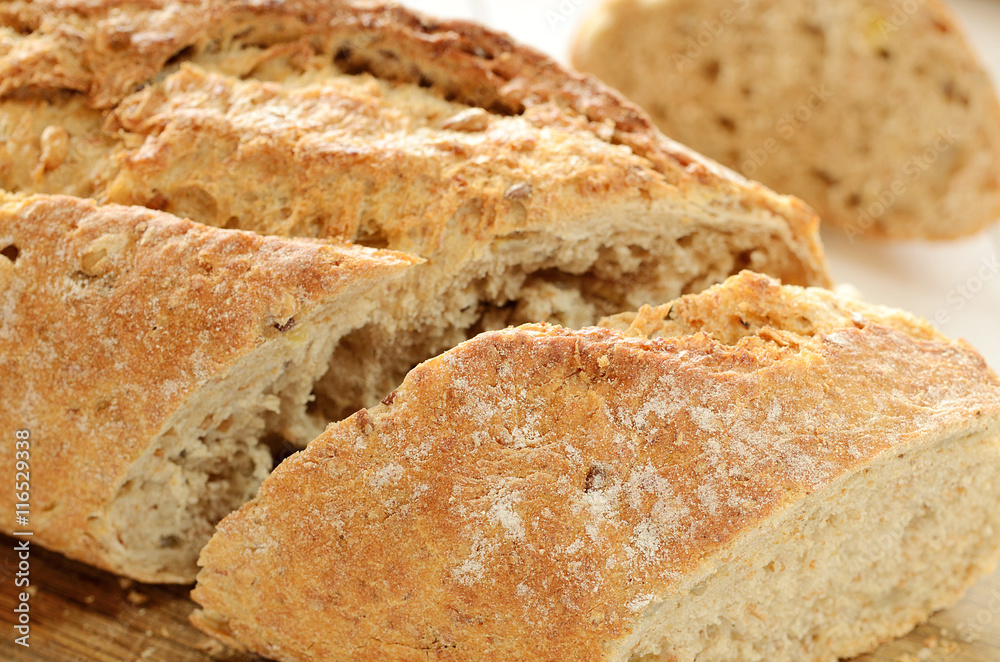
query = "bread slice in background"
(191, 271, 1000, 662)
(0, 0, 829, 424)
(0, 193, 418, 583)
(571, 0, 1000, 240)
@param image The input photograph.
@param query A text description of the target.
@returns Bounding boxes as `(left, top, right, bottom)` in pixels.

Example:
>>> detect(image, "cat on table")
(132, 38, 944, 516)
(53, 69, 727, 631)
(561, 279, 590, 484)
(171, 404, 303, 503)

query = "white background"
(404, 0, 1000, 370)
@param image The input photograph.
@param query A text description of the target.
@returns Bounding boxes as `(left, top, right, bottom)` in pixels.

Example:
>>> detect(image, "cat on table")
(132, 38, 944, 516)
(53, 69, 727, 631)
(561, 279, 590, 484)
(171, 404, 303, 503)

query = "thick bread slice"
(0, 193, 417, 583)
(191, 271, 1000, 662)
(571, 0, 1000, 240)
(0, 0, 829, 421)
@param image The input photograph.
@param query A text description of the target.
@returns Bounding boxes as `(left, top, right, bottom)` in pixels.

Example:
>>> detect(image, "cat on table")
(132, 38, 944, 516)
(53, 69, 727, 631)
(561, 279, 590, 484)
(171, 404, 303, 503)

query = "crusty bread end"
(191, 272, 1000, 660)
(0, 192, 417, 582)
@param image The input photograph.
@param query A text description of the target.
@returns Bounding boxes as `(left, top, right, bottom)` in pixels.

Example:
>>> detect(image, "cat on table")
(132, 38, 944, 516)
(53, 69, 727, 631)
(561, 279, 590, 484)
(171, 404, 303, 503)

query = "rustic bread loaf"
(0, 192, 417, 583)
(0, 0, 829, 424)
(571, 0, 1000, 240)
(191, 271, 1000, 662)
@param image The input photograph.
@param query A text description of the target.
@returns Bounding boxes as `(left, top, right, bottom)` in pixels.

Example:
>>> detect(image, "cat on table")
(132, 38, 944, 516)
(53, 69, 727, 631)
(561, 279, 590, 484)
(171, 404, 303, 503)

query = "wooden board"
(2, 534, 999, 661)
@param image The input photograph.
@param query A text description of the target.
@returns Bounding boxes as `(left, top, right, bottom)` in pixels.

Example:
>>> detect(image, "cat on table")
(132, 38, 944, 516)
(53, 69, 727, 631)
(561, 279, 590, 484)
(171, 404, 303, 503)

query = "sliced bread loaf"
(0, 0, 829, 423)
(191, 271, 1000, 661)
(0, 192, 417, 582)
(571, 0, 1000, 240)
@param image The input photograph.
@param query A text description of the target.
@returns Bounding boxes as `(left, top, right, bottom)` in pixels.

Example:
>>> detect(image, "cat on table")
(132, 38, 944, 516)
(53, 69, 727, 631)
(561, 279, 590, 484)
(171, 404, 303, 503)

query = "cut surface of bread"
(571, 0, 1000, 240)
(191, 271, 1000, 662)
(0, 193, 417, 583)
(0, 0, 830, 421)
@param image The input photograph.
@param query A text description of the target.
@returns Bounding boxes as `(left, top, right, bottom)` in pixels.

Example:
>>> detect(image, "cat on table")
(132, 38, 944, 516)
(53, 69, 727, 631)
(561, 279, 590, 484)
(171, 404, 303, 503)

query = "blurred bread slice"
(192, 271, 1000, 661)
(0, 0, 829, 424)
(0, 193, 417, 582)
(572, 0, 1000, 240)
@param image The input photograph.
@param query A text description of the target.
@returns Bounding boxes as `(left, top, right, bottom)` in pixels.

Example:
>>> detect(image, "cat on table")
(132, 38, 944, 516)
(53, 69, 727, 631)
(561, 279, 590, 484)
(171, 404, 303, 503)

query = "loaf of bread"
(0, 0, 829, 425)
(0, 192, 418, 583)
(191, 271, 1000, 661)
(571, 0, 1000, 240)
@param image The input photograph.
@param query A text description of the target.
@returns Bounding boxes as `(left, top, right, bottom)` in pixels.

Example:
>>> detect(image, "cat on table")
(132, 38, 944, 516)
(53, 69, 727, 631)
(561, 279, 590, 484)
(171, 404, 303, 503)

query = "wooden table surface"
(2, 535, 999, 662)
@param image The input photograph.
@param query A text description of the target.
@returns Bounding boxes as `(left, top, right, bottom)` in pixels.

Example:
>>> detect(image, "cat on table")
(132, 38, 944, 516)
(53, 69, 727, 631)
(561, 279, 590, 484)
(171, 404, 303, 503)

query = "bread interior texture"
(570, 0, 1000, 240)
(92, 298, 373, 582)
(623, 421, 1000, 662)
(315, 222, 803, 420)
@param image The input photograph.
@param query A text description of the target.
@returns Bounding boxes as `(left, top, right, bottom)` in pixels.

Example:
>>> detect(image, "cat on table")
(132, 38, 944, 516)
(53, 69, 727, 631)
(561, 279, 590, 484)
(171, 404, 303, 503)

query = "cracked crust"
(191, 272, 1000, 661)
(0, 192, 417, 580)
(0, 0, 790, 187)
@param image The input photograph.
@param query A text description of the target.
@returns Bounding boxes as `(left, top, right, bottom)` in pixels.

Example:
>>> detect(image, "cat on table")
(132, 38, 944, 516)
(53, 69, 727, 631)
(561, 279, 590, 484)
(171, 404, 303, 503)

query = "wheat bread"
(0, 192, 417, 583)
(0, 0, 830, 423)
(571, 0, 1000, 240)
(191, 271, 1000, 661)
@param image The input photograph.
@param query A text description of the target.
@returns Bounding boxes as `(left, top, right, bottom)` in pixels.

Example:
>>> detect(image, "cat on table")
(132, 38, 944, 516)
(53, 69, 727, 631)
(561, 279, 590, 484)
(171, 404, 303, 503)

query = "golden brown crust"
(0, 192, 416, 574)
(599, 270, 949, 345)
(0, 0, 829, 287)
(1, 0, 755, 175)
(191, 272, 1000, 662)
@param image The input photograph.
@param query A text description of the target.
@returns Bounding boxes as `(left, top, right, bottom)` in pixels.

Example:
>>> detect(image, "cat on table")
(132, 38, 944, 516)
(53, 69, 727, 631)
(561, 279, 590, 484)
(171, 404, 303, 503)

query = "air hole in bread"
(166, 45, 196, 68)
(455, 41, 495, 61)
(717, 116, 736, 133)
(0, 15, 37, 36)
(703, 60, 720, 82)
(584, 464, 607, 492)
(169, 186, 219, 221)
(942, 79, 970, 106)
(264, 434, 301, 468)
(273, 317, 296, 333)
(332, 46, 363, 75)
(800, 22, 824, 37)
(1, 244, 19, 262)
(144, 192, 169, 211)
(811, 168, 839, 186)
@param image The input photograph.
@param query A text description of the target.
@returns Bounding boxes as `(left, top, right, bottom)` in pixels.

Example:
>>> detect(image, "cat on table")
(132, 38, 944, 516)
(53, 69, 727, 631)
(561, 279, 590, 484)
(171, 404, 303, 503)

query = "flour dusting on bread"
(192, 272, 1000, 661)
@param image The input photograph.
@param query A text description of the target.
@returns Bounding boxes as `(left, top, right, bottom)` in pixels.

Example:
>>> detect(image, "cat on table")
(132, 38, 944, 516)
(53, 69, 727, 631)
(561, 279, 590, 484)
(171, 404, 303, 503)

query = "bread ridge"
(190, 272, 1000, 661)
(599, 270, 950, 346)
(0, 192, 418, 580)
